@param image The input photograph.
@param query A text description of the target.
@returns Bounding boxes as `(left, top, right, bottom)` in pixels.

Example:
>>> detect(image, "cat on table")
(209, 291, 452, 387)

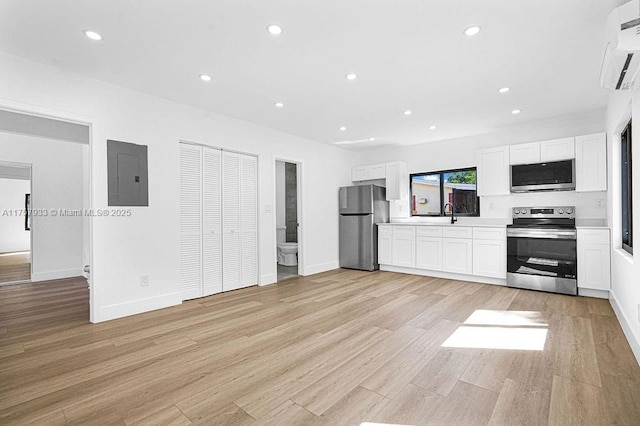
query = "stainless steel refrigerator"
(339, 185, 389, 271)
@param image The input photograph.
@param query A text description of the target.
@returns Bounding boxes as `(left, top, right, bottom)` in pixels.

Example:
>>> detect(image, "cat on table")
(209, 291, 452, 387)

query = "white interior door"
(222, 151, 242, 291)
(181, 145, 258, 298)
(240, 154, 258, 287)
(179, 144, 203, 300)
(202, 147, 222, 296)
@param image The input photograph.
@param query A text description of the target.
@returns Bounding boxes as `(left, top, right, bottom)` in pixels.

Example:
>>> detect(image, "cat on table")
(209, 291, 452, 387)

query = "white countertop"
(575, 219, 608, 229)
(378, 218, 609, 229)
(381, 218, 511, 228)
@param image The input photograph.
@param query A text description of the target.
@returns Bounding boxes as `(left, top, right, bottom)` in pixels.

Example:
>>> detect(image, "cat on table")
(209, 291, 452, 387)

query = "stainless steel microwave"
(510, 159, 575, 193)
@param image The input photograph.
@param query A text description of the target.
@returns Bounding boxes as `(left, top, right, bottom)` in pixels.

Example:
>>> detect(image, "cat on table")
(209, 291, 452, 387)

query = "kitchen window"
(621, 120, 633, 254)
(410, 168, 479, 216)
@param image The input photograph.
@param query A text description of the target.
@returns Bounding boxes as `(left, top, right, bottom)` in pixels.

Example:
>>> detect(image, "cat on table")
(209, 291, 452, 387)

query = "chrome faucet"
(444, 203, 457, 224)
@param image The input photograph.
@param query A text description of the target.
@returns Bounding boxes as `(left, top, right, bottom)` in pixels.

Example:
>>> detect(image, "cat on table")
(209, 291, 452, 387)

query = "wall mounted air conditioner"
(601, 0, 640, 90)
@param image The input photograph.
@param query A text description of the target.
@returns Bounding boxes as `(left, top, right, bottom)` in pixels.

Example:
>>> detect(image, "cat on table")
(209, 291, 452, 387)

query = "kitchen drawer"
(417, 226, 443, 238)
(473, 227, 506, 241)
(393, 226, 416, 238)
(378, 225, 393, 237)
(577, 229, 610, 245)
(443, 226, 473, 239)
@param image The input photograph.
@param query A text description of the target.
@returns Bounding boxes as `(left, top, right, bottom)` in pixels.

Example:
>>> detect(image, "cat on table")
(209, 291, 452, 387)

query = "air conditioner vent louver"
(601, 0, 640, 91)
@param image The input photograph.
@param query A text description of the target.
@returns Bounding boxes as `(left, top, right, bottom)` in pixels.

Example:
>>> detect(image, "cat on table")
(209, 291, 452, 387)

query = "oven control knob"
(514, 209, 520, 214)
(521, 209, 527, 214)
(558, 208, 564, 214)
(566, 207, 573, 214)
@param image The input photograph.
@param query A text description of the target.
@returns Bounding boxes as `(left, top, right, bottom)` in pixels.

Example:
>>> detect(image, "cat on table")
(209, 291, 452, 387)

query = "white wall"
(0, 52, 357, 322)
(357, 109, 607, 219)
(606, 90, 640, 364)
(275, 160, 285, 227)
(0, 178, 31, 252)
(0, 133, 84, 280)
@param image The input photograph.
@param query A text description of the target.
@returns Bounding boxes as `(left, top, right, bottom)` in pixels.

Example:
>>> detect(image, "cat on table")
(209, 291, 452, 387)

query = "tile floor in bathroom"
(277, 264, 298, 281)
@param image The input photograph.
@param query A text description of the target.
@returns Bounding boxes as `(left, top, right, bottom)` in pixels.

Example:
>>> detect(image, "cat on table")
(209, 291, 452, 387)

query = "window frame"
(621, 120, 633, 255)
(410, 167, 480, 217)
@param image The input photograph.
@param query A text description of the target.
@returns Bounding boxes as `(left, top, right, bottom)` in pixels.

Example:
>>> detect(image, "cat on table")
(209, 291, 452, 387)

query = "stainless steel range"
(506, 206, 577, 296)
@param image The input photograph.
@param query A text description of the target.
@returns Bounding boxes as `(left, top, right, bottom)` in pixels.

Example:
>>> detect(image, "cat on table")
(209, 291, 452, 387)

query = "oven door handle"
(507, 229, 576, 240)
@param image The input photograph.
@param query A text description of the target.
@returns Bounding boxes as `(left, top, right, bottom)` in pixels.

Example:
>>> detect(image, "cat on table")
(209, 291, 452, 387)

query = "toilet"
(277, 226, 298, 266)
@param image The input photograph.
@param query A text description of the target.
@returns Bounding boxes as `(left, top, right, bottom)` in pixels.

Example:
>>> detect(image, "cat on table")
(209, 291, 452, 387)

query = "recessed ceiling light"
(464, 26, 481, 36)
(512, 109, 522, 115)
(346, 73, 358, 80)
(429, 125, 437, 130)
(274, 102, 284, 108)
(266, 24, 283, 35)
(368, 137, 375, 141)
(199, 74, 212, 82)
(83, 30, 102, 41)
(339, 126, 347, 131)
(404, 110, 412, 115)
(498, 87, 510, 93)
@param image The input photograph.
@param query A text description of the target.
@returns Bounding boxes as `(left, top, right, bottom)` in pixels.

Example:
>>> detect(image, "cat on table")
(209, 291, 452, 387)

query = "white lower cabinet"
(392, 226, 416, 267)
(577, 229, 611, 291)
(416, 236, 443, 271)
(472, 227, 506, 279)
(472, 239, 506, 279)
(442, 238, 473, 275)
(378, 225, 393, 265)
(379, 224, 508, 280)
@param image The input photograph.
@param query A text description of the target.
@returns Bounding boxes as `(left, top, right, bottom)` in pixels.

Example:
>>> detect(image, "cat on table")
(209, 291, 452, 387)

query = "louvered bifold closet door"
(202, 147, 222, 296)
(180, 144, 203, 300)
(222, 151, 242, 291)
(240, 154, 258, 287)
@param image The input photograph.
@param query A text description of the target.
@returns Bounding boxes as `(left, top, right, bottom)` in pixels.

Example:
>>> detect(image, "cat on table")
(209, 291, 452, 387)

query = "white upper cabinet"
(352, 163, 386, 181)
(369, 163, 386, 180)
(352, 161, 408, 201)
(510, 138, 575, 165)
(477, 146, 510, 196)
(351, 166, 369, 182)
(540, 137, 575, 161)
(576, 133, 607, 192)
(385, 161, 408, 201)
(509, 142, 541, 165)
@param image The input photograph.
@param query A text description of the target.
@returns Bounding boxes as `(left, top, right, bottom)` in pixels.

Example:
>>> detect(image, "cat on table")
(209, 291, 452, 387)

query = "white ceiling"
(0, 0, 612, 148)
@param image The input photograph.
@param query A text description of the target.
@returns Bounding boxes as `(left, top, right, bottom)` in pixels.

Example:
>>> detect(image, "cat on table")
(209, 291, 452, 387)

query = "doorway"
(0, 105, 93, 321)
(275, 159, 301, 281)
(0, 162, 32, 284)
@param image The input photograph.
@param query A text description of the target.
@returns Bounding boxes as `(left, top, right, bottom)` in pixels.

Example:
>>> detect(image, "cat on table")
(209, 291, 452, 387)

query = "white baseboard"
(31, 268, 84, 282)
(0, 246, 30, 253)
(610, 290, 640, 366)
(260, 273, 277, 286)
(303, 261, 339, 276)
(577, 288, 609, 299)
(98, 292, 182, 323)
(380, 265, 507, 286)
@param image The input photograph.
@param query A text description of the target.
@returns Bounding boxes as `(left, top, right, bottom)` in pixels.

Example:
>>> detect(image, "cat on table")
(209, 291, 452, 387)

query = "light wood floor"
(1, 270, 639, 425)
(0, 252, 30, 283)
